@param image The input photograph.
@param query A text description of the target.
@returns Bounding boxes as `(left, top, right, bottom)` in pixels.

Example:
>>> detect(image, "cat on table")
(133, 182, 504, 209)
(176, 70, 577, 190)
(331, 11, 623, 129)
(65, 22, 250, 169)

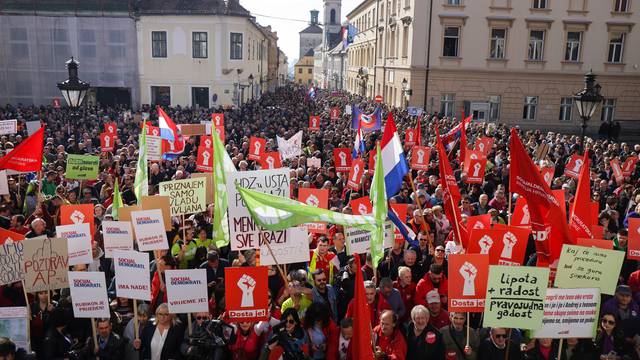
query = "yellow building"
(295, 49, 315, 86)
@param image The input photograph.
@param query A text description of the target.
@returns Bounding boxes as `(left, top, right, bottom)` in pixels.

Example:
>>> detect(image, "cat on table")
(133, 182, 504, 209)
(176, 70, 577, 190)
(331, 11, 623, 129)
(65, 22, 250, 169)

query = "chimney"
(310, 10, 319, 25)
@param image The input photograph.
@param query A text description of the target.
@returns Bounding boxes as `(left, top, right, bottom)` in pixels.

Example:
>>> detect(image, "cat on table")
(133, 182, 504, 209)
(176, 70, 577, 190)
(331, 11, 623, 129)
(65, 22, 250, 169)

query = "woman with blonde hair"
(133, 303, 184, 360)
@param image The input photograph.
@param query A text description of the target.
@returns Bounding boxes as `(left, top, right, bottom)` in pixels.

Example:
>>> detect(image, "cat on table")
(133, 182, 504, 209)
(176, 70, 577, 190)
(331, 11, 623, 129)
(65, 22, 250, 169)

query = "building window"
(402, 26, 409, 57)
(331, 9, 336, 24)
(614, 0, 629, 12)
(601, 99, 616, 122)
(298, 68, 302, 74)
(443, 26, 460, 57)
(447, 0, 461, 5)
(151, 86, 171, 106)
(308, 68, 312, 74)
(523, 96, 538, 120)
(564, 31, 582, 62)
(192, 32, 208, 59)
(152, 31, 167, 58)
(559, 97, 573, 121)
(230, 32, 243, 60)
(440, 93, 455, 117)
(489, 95, 501, 121)
(490, 28, 506, 59)
(528, 30, 545, 60)
(608, 32, 625, 63)
(532, 0, 547, 8)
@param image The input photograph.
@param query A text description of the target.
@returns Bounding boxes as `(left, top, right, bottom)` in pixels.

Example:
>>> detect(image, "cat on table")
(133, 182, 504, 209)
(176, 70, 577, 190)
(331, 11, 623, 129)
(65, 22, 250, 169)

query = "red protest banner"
(622, 156, 638, 177)
(259, 152, 281, 169)
(611, 159, 624, 184)
(410, 146, 430, 171)
(465, 158, 486, 184)
(330, 107, 341, 120)
(299, 188, 329, 234)
(628, 218, 640, 260)
(211, 113, 224, 127)
(60, 204, 95, 239)
(564, 154, 584, 179)
(467, 226, 530, 266)
(404, 128, 418, 147)
(447, 254, 489, 312)
(225, 266, 269, 322)
(248, 137, 266, 161)
(309, 116, 320, 131)
(196, 146, 213, 172)
(368, 148, 377, 175)
(350, 196, 372, 215)
(333, 148, 352, 172)
(100, 133, 115, 152)
(347, 158, 365, 190)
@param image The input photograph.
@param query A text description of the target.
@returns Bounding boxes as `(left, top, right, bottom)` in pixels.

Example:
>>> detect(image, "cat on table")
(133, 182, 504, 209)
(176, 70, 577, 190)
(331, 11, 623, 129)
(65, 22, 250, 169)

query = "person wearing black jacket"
(477, 327, 522, 360)
(406, 305, 445, 360)
(80, 318, 127, 360)
(41, 308, 77, 360)
(134, 303, 185, 360)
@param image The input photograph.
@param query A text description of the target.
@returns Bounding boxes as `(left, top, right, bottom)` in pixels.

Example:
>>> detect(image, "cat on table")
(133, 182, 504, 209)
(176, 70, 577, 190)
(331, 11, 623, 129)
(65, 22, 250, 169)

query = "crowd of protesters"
(0, 84, 639, 360)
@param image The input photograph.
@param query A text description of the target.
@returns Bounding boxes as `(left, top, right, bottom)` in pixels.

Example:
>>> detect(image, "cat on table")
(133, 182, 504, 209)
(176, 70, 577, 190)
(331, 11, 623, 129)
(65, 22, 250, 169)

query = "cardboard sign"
(309, 115, 320, 131)
(628, 218, 640, 260)
(511, 198, 530, 227)
(180, 124, 206, 136)
(226, 169, 290, 251)
(23, 237, 69, 292)
(483, 265, 549, 330)
(346, 220, 393, 255)
(404, 128, 418, 147)
(611, 159, 624, 184)
(196, 146, 213, 172)
(475, 137, 494, 156)
(307, 157, 321, 168)
(102, 221, 134, 258)
(113, 250, 150, 301)
(60, 204, 95, 237)
(333, 148, 352, 172)
(468, 227, 530, 266)
(347, 158, 365, 190)
(564, 154, 584, 179)
(555, 245, 625, 295)
(68, 271, 110, 318)
(368, 149, 377, 175)
(330, 107, 341, 120)
(540, 167, 555, 187)
(0, 307, 29, 351)
(0, 120, 17, 135)
(248, 137, 266, 161)
(159, 178, 207, 216)
(65, 155, 100, 180)
(259, 227, 310, 265)
(212, 113, 224, 127)
(118, 205, 142, 223)
(298, 188, 329, 234)
(576, 238, 613, 250)
(259, 152, 282, 169)
(130, 209, 169, 251)
(146, 135, 162, 161)
(465, 158, 486, 184)
(141, 196, 172, 230)
(0, 229, 25, 285)
(622, 156, 638, 177)
(448, 254, 490, 312)
(165, 269, 209, 313)
(225, 266, 269, 322)
(410, 146, 430, 171)
(100, 133, 115, 152)
(191, 174, 213, 205)
(56, 223, 93, 266)
(533, 288, 600, 339)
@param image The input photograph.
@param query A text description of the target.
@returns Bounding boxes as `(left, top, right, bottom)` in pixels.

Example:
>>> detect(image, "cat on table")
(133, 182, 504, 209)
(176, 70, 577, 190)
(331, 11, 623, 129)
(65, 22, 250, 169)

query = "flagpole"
(181, 214, 193, 337)
(133, 298, 140, 341)
(466, 312, 470, 348)
(507, 193, 513, 226)
(262, 239, 289, 288)
(21, 280, 32, 352)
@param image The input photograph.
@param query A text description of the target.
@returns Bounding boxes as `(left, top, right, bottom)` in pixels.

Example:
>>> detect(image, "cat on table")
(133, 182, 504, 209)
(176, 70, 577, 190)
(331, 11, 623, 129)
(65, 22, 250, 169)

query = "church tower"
(322, 0, 342, 50)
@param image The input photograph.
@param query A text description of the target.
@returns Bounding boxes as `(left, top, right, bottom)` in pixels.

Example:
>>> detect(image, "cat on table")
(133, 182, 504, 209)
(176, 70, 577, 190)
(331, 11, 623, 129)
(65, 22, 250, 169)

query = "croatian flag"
(440, 115, 472, 151)
(308, 85, 316, 100)
(157, 106, 179, 142)
(342, 24, 357, 48)
(352, 125, 365, 159)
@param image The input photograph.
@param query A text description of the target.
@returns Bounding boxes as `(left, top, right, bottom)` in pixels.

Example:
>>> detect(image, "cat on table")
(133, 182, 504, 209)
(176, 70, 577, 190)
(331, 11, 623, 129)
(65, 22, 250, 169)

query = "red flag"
(569, 152, 592, 240)
(0, 126, 44, 172)
(352, 254, 375, 360)
(436, 128, 464, 247)
(415, 117, 422, 146)
(459, 116, 469, 163)
(509, 128, 572, 267)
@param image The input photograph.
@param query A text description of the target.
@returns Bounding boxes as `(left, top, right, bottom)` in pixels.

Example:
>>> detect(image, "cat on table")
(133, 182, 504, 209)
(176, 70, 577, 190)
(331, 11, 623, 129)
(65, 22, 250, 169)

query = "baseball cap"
(616, 285, 632, 296)
(426, 290, 440, 304)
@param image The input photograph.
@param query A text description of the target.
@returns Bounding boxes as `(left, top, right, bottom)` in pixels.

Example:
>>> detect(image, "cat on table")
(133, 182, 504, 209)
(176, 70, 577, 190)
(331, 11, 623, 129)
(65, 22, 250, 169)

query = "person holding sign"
(440, 312, 479, 360)
(79, 318, 128, 360)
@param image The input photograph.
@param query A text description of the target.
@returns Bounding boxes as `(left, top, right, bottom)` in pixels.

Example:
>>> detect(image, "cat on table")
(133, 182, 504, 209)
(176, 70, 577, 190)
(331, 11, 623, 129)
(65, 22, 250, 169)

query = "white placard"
(533, 287, 600, 339)
(0, 120, 17, 135)
(0, 307, 29, 351)
(165, 269, 209, 313)
(259, 227, 310, 265)
(0, 171, 8, 195)
(277, 130, 303, 161)
(25, 121, 40, 136)
(56, 223, 93, 266)
(345, 220, 394, 255)
(226, 169, 290, 251)
(147, 135, 162, 161)
(345, 105, 352, 115)
(68, 271, 110, 318)
(200, 121, 212, 135)
(113, 250, 151, 301)
(131, 209, 169, 251)
(102, 221, 133, 258)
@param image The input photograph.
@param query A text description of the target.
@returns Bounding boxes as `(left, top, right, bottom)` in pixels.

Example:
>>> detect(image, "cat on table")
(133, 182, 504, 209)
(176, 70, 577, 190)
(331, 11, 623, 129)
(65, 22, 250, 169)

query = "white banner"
(147, 135, 162, 161)
(277, 130, 303, 160)
(56, 223, 92, 266)
(113, 250, 151, 301)
(0, 171, 8, 195)
(345, 220, 394, 255)
(0, 120, 17, 135)
(131, 209, 169, 251)
(259, 227, 310, 265)
(533, 287, 600, 339)
(68, 271, 110, 318)
(102, 221, 134, 258)
(226, 169, 290, 251)
(165, 269, 209, 313)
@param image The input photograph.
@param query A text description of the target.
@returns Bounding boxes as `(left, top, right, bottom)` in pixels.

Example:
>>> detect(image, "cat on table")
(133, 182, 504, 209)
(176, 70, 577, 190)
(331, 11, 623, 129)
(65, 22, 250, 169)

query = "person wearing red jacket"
(394, 266, 416, 324)
(150, 254, 177, 313)
(415, 263, 448, 307)
(373, 310, 407, 360)
(227, 321, 264, 360)
(326, 318, 353, 360)
(346, 280, 391, 328)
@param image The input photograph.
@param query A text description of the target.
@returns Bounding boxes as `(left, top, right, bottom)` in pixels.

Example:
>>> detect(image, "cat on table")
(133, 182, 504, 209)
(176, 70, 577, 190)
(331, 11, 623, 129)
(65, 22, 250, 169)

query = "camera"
(267, 320, 311, 360)
(185, 319, 232, 360)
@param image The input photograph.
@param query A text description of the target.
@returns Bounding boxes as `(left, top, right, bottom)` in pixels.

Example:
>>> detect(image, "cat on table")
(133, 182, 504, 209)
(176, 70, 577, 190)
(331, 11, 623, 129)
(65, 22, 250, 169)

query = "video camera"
(185, 319, 233, 360)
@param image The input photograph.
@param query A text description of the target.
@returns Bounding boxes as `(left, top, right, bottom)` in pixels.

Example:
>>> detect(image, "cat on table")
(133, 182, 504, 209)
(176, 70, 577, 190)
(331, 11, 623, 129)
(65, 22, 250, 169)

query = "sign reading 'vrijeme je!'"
(65, 154, 100, 180)
(159, 178, 207, 216)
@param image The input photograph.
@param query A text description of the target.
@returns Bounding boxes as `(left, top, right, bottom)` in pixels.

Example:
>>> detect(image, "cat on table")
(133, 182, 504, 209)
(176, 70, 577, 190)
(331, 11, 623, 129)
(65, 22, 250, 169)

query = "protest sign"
(259, 227, 310, 265)
(347, 158, 365, 190)
(511, 198, 530, 227)
(345, 221, 393, 255)
(131, 209, 168, 251)
(555, 245, 624, 295)
(564, 154, 584, 179)
(298, 188, 328, 234)
(628, 218, 640, 260)
(191, 173, 213, 205)
(576, 238, 613, 250)
(309, 115, 320, 131)
(60, 204, 95, 237)
(0, 228, 25, 285)
(56, 223, 92, 266)
(180, 124, 206, 136)
(23, 237, 69, 292)
(248, 137, 266, 161)
(277, 131, 303, 161)
(465, 158, 487, 184)
(404, 128, 418, 147)
(368, 148, 377, 174)
(333, 148, 352, 172)
(330, 107, 340, 120)
(113, 250, 151, 301)
(307, 157, 321, 168)
(100, 132, 115, 153)
(201, 136, 213, 149)
(212, 113, 224, 127)
(68, 271, 110, 318)
(467, 214, 491, 233)
(225, 266, 269, 322)
(146, 135, 162, 161)
(214, 125, 225, 142)
(0, 120, 17, 135)
(118, 205, 142, 223)
(165, 269, 209, 313)
(611, 159, 624, 184)
(25, 121, 40, 136)
(533, 288, 600, 339)
(259, 152, 282, 169)
(448, 254, 490, 312)
(159, 178, 207, 216)
(345, 105, 352, 114)
(622, 156, 638, 177)
(65, 154, 100, 180)
(540, 167, 555, 187)
(350, 196, 372, 215)
(226, 169, 290, 250)
(102, 221, 134, 258)
(390, 203, 408, 244)
(141, 196, 172, 230)
(196, 146, 213, 172)
(468, 227, 530, 266)
(0, 307, 29, 351)
(475, 137, 494, 156)
(410, 146, 430, 171)
(483, 265, 549, 330)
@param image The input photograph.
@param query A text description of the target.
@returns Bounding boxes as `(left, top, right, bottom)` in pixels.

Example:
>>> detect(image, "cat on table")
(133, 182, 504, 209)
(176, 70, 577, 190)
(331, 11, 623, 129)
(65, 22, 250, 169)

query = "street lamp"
(357, 67, 368, 97)
(248, 74, 254, 100)
(573, 70, 603, 153)
(401, 78, 412, 109)
(57, 57, 90, 135)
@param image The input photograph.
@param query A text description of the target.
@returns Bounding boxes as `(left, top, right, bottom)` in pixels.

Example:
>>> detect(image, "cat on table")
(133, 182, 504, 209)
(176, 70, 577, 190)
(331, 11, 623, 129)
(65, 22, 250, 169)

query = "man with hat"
(601, 285, 639, 322)
(199, 250, 228, 298)
(426, 289, 450, 329)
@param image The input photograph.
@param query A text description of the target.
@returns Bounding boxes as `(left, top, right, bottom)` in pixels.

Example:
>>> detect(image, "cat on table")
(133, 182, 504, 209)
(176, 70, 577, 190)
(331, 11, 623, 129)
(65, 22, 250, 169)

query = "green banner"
(483, 265, 549, 330)
(65, 154, 99, 180)
(555, 244, 625, 295)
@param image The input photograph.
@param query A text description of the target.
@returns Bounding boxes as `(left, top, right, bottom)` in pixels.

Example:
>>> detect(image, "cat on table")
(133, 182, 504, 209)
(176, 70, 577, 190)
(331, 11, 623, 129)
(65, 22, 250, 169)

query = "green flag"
(212, 130, 236, 248)
(369, 142, 387, 268)
(112, 179, 123, 220)
(133, 121, 148, 205)
(236, 184, 378, 233)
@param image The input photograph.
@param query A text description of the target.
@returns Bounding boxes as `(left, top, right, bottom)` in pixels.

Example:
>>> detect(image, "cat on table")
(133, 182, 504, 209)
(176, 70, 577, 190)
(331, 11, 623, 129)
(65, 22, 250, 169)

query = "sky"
(240, 0, 362, 64)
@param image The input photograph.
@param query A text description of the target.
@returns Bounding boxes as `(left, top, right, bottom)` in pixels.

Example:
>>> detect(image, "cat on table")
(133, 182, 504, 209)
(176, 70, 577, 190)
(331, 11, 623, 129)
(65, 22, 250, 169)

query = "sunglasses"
(602, 319, 616, 325)
(157, 313, 169, 316)
(286, 319, 296, 325)
(435, 249, 445, 252)
(494, 334, 508, 339)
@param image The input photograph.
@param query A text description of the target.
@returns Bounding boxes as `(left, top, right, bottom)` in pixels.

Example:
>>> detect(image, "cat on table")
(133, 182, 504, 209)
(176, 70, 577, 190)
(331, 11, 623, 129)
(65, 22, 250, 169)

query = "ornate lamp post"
(573, 70, 603, 153)
(57, 57, 90, 133)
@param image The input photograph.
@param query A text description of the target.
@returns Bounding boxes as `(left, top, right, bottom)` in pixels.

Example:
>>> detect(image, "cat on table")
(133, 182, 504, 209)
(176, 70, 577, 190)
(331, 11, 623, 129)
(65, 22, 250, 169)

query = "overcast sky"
(240, 0, 361, 63)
